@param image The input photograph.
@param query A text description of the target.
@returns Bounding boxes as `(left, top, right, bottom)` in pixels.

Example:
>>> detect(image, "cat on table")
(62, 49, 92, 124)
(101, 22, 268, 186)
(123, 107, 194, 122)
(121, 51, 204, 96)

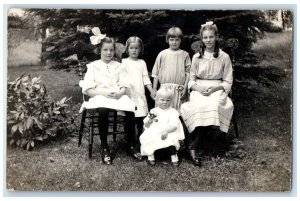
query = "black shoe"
(127, 146, 142, 161)
(189, 150, 201, 167)
(101, 147, 112, 165)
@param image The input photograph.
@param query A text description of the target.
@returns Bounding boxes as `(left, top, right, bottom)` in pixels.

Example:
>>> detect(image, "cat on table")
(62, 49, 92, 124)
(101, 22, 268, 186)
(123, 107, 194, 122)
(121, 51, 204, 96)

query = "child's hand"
(202, 87, 215, 96)
(150, 89, 157, 100)
(194, 85, 207, 95)
(100, 91, 113, 98)
(161, 132, 168, 140)
(108, 92, 123, 99)
(149, 112, 156, 119)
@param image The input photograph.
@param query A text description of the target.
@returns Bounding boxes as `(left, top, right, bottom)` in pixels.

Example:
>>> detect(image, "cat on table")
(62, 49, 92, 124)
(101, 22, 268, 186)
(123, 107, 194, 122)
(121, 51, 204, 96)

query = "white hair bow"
(90, 27, 106, 45)
(201, 21, 214, 28)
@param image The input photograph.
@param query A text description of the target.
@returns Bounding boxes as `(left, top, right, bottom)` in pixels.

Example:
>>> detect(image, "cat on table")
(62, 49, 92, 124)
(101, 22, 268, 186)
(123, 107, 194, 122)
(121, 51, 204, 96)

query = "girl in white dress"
(122, 36, 153, 141)
(180, 22, 234, 166)
(140, 87, 185, 166)
(79, 37, 142, 165)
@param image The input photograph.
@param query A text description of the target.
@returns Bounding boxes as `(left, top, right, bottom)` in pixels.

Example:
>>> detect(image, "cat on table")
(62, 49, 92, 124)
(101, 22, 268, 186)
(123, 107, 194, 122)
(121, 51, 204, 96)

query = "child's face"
(101, 42, 114, 63)
(128, 42, 141, 59)
(201, 30, 217, 50)
(168, 37, 181, 50)
(157, 94, 172, 110)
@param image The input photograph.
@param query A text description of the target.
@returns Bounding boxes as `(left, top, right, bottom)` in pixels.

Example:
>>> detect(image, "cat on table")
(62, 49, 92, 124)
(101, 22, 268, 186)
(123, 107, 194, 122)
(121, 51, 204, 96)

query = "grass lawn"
(6, 32, 292, 192)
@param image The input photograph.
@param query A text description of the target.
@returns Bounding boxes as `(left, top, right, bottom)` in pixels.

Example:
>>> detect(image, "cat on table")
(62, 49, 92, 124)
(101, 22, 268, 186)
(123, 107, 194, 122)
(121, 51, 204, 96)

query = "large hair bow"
(90, 27, 106, 45)
(201, 21, 214, 28)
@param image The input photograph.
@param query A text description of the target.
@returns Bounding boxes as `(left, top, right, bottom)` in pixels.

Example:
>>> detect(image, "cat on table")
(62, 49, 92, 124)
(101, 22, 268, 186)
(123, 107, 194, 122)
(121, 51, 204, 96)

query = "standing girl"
(151, 27, 191, 111)
(180, 22, 234, 166)
(122, 36, 153, 141)
(79, 37, 142, 165)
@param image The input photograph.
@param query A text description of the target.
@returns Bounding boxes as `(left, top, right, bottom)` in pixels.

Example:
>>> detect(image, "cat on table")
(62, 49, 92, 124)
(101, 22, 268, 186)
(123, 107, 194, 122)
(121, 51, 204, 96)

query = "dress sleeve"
(151, 52, 162, 78)
(79, 63, 97, 95)
(141, 60, 152, 85)
(221, 54, 233, 94)
(168, 109, 180, 128)
(187, 54, 199, 89)
(117, 63, 130, 89)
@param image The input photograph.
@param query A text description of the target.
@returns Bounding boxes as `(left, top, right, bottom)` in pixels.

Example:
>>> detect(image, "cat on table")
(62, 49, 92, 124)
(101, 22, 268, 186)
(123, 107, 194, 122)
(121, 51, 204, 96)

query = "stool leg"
(78, 110, 87, 147)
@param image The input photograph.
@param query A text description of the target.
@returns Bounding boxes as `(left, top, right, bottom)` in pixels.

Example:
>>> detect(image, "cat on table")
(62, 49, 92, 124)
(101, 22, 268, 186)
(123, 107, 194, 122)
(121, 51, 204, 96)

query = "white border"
(1, 1, 299, 200)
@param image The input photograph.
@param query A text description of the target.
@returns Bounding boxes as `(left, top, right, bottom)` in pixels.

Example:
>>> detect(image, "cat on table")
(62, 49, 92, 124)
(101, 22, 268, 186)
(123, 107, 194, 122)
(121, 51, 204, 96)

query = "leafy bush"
(7, 74, 74, 150)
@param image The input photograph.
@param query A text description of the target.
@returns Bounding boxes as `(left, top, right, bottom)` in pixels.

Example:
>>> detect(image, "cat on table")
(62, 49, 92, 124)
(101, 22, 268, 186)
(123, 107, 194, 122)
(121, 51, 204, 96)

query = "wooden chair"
(190, 38, 239, 139)
(77, 58, 126, 158)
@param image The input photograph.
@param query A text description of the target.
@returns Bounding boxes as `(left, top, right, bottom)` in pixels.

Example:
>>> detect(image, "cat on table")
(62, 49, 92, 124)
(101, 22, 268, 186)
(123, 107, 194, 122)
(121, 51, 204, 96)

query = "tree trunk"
(41, 22, 46, 67)
(281, 10, 285, 30)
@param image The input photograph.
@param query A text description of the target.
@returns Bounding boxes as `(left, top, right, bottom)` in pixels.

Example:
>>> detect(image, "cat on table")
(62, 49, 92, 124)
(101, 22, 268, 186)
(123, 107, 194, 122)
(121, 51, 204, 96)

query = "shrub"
(7, 74, 74, 150)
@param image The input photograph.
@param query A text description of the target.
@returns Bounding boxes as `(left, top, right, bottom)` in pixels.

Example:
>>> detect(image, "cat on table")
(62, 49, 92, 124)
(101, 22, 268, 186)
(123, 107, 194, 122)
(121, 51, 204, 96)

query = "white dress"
(139, 107, 185, 156)
(180, 50, 234, 133)
(122, 58, 151, 117)
(79, 60, 135, 113)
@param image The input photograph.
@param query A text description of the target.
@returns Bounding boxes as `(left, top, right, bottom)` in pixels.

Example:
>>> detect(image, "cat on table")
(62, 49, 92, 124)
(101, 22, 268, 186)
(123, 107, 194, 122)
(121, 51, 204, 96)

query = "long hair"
(198, 23, 220, 58)
(125, 36, 144, 56)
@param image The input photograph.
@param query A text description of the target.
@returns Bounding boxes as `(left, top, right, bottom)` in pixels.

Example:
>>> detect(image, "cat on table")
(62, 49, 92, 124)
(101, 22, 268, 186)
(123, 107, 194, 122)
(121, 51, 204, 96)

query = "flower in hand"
(149, 112, 158, 122)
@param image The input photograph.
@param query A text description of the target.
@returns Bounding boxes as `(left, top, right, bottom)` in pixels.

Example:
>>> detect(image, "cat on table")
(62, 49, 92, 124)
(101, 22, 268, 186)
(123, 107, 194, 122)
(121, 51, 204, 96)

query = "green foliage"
(7, 75, 74, 150)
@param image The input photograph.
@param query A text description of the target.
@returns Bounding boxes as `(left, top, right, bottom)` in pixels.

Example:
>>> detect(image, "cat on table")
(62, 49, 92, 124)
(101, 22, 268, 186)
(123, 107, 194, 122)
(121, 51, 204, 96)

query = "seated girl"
(139, 87, 185, 166)
(79, 36, 142, 165)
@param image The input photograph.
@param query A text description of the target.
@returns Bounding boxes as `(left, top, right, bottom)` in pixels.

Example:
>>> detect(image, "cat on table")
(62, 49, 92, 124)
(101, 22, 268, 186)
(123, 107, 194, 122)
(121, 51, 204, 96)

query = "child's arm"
(146, 84, 154, 99)
(86, 88, 111, 98)
(141, 61, 154, 99)
(181, 54, 192, 98)
(143, 117, 153, 128)
(180, 71, 190, 99)
(161, 125, 177, 140)
(151, 78, 159, 99)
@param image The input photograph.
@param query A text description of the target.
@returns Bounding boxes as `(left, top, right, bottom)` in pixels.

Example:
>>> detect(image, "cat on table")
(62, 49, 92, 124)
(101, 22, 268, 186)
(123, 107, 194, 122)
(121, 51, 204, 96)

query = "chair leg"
(88, 124, 93, 159)
(113, 112, 117, 142)
(88, 111, 96, 159)
(78, 110, 87, 147)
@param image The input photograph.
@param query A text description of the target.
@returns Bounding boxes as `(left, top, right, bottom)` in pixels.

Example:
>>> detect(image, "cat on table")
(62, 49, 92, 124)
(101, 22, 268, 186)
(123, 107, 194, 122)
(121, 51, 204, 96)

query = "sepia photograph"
(5, 5, 293, 193)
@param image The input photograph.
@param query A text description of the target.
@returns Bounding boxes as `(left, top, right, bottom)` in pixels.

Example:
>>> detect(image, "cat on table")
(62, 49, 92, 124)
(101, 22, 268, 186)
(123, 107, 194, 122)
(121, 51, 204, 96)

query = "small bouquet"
(149, 112, 158, 122)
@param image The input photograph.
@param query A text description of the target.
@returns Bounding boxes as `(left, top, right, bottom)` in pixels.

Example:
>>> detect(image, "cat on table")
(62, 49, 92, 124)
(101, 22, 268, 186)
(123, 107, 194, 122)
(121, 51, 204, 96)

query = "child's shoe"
(171, 154, 179, 167)
(148, 154, 155, 166)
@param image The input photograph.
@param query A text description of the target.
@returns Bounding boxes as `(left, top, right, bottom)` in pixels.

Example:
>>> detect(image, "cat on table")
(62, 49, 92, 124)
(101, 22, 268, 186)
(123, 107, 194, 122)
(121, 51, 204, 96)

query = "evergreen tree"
(22, 9, 290, 92)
